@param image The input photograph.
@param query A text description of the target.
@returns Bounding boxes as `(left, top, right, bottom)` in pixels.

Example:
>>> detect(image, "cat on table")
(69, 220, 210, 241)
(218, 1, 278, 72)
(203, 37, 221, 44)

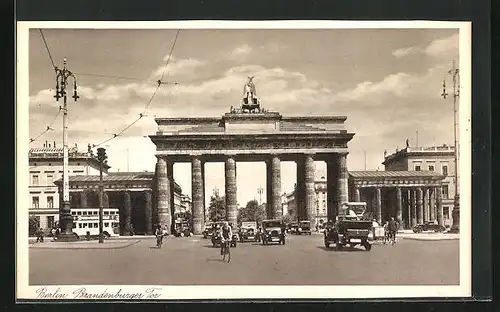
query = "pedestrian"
(36, 228, 44, 243)
(388, 217, 399, 243)
(155, 224, 163, 246)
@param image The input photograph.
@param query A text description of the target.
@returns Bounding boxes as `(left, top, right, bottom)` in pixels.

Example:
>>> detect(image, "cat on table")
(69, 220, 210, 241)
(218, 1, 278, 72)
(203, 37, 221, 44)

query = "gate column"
(192, 157, 204, 235)
(304, 154, 316, 229)
(225, 157, 237, 226)
(266, 156, 282, 219)
(326, 157, 338, 222)
(155, 157, 172, 234)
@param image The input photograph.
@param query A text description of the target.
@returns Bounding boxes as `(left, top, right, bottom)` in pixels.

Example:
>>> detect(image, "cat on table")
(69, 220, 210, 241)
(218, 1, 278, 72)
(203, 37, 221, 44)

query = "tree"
(29, 215, 40, 236)
(208, 194, 226, 222)
(282, 213, 295, 225)
(237, 199, 266, 224)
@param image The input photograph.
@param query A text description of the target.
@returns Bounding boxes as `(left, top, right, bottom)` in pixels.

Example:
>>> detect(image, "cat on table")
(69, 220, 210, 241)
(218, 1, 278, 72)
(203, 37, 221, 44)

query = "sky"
(27, 27, 460, 207)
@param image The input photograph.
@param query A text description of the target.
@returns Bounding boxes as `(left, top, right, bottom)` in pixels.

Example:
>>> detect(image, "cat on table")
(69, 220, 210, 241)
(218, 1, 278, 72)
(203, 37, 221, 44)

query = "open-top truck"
(324, 202, 373, 251)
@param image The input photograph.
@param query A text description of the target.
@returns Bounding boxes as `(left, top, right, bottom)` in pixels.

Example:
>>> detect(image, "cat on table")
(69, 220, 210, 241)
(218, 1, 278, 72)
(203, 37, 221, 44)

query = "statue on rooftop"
(241, 76, 261, 113)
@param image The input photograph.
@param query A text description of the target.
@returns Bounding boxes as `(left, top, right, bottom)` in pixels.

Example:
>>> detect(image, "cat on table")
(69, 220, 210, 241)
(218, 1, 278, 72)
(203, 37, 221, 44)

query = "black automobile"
(202, 223, 215, 239)
(297, 221, 312, 235)
(238, 222, 258, 242)
(260, 219, 286, 245)
(211, 222, 238, 248)
(324, 218, 372, 251)
(412, 221, 446, 233)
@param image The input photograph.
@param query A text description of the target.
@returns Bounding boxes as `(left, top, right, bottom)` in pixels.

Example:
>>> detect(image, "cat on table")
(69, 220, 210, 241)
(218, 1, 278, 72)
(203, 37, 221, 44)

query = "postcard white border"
(16, 20, 472, 300)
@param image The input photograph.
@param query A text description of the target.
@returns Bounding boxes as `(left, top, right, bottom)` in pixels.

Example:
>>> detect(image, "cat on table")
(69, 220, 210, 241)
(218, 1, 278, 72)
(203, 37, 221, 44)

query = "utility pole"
(97, 148, 108, 243)
(441, 60, 460, 233)
(364, 151, 367, 170)
(54, 58, 79, 242)
(257, 187, 263, 205)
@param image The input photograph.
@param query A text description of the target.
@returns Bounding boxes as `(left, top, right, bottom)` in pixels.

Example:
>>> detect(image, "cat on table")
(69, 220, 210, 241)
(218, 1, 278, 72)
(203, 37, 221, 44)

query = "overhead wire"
(29, 29, 61, 145)
(92, 29, 181, 148)
(39, 29, 56, 70)
(29, 106, 62, 144)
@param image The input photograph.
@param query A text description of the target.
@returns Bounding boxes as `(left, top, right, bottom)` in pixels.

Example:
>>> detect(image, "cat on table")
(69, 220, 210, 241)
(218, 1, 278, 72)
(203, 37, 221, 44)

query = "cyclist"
(387, 217, 398, 244)
(220, 222, 233, 255)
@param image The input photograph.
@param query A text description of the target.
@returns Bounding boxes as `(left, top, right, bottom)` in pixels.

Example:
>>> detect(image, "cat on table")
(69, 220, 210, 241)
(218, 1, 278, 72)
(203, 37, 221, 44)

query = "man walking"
(387, 217, 399, 243)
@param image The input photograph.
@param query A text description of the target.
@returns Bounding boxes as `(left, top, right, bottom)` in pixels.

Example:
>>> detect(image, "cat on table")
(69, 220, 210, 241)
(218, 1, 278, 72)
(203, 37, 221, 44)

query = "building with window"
(282, 172, 328, 228)
(30, 142, 192, 234)
(29, 142, 109, 230)
(382, 144, 455, 227)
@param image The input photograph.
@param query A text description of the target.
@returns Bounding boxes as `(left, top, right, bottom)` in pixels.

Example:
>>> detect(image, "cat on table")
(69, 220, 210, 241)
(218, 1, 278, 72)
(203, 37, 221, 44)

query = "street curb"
(399, 237, 459, 241)
(29, 240, 141, 250)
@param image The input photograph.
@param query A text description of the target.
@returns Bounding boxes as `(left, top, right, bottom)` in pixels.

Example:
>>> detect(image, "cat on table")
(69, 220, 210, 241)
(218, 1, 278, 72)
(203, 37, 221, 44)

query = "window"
(72, 223, 76, 229)
(47, 175, 53, 185)
(47, 216, 55, 228)
(104, 222, 109, 227)
(78, 224, 83, 228)
(47, 196, 54, 209)
(442, 165, 448, 176)
(88, 223, 93, 228)
(94, 223, 98, 228)
(428, 165, 435, 171)
(32, 196, 39, 209)
(414, 165, 421, 171)
(32, 175, 39, 186)
(443, 207, 450, 219)
(442, 185, 449, 199)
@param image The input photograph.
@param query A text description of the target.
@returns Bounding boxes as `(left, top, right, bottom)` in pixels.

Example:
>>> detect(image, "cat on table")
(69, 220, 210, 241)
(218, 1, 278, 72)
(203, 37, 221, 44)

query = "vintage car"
(173, 220, 192, 237)
(412, 221, 446, 233)
(260, 219, 286, 245)
(324, 202, 372, 251)
(211, 222, 238, 248)
(289, 223, 299, 234)
(238, 221, 258, 242)
(297, 221, 312, 235)
(202, 223, 215, 239)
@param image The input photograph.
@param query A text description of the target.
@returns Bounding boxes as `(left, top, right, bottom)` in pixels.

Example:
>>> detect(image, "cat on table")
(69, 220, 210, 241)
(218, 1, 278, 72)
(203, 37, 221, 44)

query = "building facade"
(28, 143, 109, 230)
(382, 144, 455, 227)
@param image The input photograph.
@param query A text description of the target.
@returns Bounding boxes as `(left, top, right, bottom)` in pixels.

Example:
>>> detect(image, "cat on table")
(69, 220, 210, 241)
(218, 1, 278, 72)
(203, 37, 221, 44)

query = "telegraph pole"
(54, 58, 79, 241)
(441, 60, 460, 233)
(97, 148, 108, 243)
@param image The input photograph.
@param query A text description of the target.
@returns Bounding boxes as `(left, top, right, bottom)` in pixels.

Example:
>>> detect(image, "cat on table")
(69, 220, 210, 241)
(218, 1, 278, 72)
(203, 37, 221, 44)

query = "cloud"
(150, 56, 206, 79)
(392, 47, 415, 58)
(424, 34, 459, 57)
(227, 44, 252, 60)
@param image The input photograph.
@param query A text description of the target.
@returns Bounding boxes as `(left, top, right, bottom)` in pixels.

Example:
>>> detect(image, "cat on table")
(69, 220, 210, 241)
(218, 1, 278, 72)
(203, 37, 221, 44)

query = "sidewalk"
(29, 239, 141, 249)
(311, 230, 459, 241)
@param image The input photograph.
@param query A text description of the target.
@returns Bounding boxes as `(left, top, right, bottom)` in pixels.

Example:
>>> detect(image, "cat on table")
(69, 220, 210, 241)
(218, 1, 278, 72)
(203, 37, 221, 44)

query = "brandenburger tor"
(149, 77, 355, 234)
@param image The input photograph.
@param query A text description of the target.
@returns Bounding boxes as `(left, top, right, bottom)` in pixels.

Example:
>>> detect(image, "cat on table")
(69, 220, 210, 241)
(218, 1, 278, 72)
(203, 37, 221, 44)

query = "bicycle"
(384, 231, 396, 246)
(156, 234, 163, 248)
(221, 240, 231, 263)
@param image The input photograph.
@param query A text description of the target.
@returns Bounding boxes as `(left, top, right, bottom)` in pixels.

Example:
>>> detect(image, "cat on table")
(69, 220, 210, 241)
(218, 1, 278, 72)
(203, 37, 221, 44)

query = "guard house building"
(382, 144, 456, 227)
(55, 171, 187, 235)
(347, 145, 450, 229)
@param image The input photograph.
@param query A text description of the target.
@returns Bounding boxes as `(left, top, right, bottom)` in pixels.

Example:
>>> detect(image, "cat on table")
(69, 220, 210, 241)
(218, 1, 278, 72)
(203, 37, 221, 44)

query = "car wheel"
(364, 242, 372, 251)
(325, 241, 330, 248)
(103, 232, 110, 238)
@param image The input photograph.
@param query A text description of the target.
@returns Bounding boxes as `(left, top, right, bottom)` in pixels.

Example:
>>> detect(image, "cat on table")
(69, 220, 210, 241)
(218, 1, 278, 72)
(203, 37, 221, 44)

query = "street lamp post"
(97, 147, 108, 243)
(441, 60, 460, 233)
(54, 58, 79, 242)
